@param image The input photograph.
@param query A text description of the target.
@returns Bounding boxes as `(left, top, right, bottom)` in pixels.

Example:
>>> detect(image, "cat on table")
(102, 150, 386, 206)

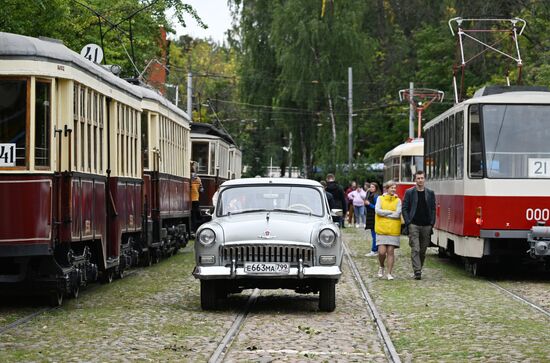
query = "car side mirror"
(331, 208, 343, 217)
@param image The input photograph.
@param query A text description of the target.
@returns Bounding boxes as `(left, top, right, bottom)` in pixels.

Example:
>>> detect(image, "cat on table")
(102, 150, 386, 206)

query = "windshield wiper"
(227, 209, 267, 216)
(272, 208, 310, 215)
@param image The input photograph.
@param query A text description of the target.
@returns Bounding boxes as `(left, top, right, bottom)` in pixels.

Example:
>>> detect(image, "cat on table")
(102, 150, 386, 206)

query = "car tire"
(200, 280, 217, 310)
(319, 279, 336, 312)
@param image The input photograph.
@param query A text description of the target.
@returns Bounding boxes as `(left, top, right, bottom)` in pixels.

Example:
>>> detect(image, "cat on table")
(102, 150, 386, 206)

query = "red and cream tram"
(383, 138, 424, 200)
(424, 86, 550, 273)
(191, 122, 241, 216)
(0, 32, 195, 304)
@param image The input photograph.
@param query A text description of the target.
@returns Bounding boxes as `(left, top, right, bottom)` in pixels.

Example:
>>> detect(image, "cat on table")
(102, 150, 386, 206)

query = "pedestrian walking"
(402, 170, 436, 280)
(347, 185, 366, 228)
(191, 168, 203, 235)
(364, 182, 380, 257)
(345, 181, 357, 227)
(325, 174, 346, 228)
(374, 180, 402, 280)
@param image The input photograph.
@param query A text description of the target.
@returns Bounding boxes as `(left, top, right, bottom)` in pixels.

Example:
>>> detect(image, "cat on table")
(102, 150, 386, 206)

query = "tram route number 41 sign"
(0, 143, 16, 167)
(528, 158, 550, 178)
(80, 44, 104, 64)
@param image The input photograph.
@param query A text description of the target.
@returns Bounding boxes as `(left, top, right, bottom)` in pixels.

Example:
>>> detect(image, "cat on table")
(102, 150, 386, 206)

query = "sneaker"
(365, 251, 378, 257)
(414, 272, 422, 280)
(355, 224, 360, 228)
(377, 267, 384, 278)
(387, 274, 394, 280)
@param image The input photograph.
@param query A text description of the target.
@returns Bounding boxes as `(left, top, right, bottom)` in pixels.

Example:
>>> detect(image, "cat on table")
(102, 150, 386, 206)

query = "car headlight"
(319, 228, 336, 247)
(198, 228, 216, 246)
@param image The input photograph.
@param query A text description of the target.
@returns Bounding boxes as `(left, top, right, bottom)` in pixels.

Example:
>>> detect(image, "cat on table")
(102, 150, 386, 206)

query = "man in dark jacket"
(402, 170, 436, 280)
(325, 174, 346, 228)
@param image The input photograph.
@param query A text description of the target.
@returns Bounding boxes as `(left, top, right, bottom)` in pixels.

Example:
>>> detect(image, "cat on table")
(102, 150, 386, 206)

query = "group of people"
(324, 171, 436, 281)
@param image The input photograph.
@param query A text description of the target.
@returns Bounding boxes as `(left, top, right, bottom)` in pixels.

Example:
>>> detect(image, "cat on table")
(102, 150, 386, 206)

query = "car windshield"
(482, 104, 550, 178)
(217, 185, 324, 217)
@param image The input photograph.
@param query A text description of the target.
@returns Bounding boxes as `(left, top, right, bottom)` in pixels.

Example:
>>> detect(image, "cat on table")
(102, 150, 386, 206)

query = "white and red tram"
(423, 86, 550, 272)
(383, 138, 424, 200)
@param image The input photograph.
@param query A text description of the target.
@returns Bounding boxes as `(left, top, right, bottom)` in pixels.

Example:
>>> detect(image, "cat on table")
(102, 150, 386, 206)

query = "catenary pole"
(409, 82, 414, 139)
(187, 72, 193, 120)
(348, 67, 353, 169)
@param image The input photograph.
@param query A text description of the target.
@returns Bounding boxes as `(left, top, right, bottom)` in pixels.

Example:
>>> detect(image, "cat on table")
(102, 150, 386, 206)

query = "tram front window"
(0, 79, 27, 167)
(482, 104, 550, 178)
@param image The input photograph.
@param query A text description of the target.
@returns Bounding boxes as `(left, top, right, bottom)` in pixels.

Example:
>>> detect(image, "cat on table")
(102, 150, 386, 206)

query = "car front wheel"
(319, 279, 336, 312)
(200, 280, 218, 310)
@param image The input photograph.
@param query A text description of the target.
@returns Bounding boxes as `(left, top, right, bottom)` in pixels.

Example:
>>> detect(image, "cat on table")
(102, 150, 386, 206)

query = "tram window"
(0, 79, 27, 167)
(192, 141, 209, 173)
(34, 81, 51, 168)
(210, 142, 216, 175)
(401, 156, 413, 182)
(455, 111, 464, 179)
(142, 112, 149, 169)
(469, 105, 483, 178)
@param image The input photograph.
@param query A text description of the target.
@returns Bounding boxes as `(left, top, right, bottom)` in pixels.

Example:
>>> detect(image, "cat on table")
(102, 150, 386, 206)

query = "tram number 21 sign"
(528, 158, 550, 178)
(0, 143, 16, 167)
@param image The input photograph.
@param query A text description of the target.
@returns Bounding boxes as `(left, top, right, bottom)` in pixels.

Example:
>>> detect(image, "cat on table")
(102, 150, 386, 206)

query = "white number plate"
(244, 262, 290, 274)
(528, 158, 550, 178)
(0, 143, 16, 167)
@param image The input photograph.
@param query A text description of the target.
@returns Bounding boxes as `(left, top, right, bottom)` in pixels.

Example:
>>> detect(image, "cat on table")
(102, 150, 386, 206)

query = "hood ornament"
(258, 229, 276, 239)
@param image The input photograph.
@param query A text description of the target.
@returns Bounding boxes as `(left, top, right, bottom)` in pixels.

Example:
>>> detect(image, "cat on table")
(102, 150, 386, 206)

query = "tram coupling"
(527, 222, 550, 258)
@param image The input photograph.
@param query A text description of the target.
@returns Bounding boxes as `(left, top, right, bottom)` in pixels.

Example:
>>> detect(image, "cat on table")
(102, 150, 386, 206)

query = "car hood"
(215, 212, 323, 244)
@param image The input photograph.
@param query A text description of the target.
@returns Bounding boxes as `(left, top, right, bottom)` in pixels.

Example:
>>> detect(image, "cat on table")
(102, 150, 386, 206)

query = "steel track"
(343, 241, 402, 363)
(488, 281, 550, 319)
(208, 288, 260, 363)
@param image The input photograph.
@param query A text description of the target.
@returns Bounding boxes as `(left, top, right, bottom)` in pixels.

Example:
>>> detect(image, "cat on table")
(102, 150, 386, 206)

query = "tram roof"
(424, 88, 550, 130)
(0, 32, 189, 121)
(383, 138, 424, 161)
(191, 122, 236, 146)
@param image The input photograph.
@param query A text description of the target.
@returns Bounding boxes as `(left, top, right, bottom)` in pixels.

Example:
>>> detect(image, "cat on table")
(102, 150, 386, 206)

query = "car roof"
(221, 177, 322, 187)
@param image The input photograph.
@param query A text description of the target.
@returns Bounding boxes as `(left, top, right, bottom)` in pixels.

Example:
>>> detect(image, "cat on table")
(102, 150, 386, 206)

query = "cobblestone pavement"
(223, 261, 387, 363)
(345, 228, 550, 362)
(1, 230, 549, 362)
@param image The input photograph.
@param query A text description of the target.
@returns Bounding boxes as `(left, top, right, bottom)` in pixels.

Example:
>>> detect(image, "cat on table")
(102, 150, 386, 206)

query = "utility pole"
(187, 72, 192, 120)
(348, 67, 353, 169)
(409, 82, 414, 139)
(288, 132, 292, 178)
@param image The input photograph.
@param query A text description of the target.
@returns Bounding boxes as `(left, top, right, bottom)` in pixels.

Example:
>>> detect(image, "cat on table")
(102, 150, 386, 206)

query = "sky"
(170, 0, 233, 44)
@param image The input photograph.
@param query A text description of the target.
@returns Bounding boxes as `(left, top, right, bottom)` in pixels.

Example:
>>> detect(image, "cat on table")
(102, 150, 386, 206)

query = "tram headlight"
(319, 228, 336, 247)
(198, 228, 216, 247)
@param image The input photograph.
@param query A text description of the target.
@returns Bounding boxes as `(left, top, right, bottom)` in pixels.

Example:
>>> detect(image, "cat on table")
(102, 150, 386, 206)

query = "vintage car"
(192, 177, 343, 311)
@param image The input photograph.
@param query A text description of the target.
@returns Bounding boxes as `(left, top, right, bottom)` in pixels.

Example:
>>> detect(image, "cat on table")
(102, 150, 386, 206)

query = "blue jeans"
(353, 205, 365, 225)
(370, 229, 378, 252)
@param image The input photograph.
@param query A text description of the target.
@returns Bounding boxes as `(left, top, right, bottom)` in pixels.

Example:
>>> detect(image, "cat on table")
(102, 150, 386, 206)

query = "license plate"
(243, 262, 290, 274)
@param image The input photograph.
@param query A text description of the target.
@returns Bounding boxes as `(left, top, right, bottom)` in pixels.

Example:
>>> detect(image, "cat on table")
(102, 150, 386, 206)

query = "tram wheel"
(49, 290, 64, 307)
(69, 285, 80, 299)
(467, 258, 486, 277)
(101, 269, 114, 284)
(437, 247, 447, 258)
(319, 279, 336, 312)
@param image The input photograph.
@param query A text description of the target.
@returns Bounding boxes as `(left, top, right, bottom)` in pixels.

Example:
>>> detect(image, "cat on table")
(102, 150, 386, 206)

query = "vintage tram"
(383, 138, 424, 200)
(191, 122, 241, 216)
(423, 86, 550, 273)
(0, 32, 241, 304)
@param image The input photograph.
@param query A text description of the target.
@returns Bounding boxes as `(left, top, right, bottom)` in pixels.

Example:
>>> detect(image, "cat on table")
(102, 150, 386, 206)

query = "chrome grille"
(220, 244, 314, 266)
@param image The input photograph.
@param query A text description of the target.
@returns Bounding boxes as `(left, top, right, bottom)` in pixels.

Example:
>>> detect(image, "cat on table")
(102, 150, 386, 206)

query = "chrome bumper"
(193, 265, 342, 280)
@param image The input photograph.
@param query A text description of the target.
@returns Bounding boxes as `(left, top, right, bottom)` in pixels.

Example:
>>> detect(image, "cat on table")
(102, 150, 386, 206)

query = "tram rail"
(488, 281, 550, 319)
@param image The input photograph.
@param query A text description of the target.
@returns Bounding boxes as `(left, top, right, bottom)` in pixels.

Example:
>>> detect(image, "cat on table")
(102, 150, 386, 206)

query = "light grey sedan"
(193, 177, 343, 311)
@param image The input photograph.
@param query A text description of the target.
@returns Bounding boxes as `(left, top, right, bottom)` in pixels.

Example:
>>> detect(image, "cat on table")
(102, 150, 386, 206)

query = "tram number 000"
(525, 208, 550, 221)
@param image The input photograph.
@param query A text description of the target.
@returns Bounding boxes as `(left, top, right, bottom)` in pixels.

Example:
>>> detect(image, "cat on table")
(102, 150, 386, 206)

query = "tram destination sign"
(0, 143, 16, 167)
(528, 158, 550, 178)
